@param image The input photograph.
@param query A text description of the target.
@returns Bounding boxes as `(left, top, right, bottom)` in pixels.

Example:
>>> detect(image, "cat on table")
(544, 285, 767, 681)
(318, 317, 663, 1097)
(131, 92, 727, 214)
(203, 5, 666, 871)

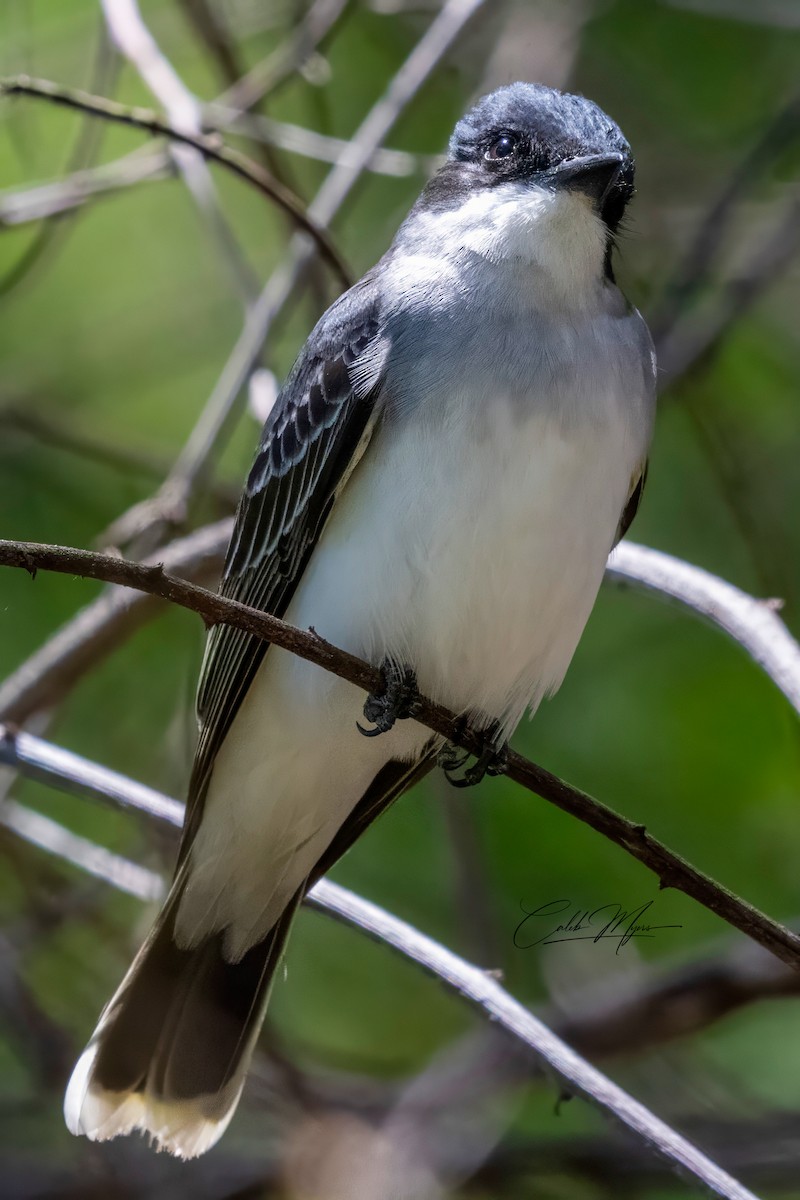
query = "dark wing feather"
(178, 283, 387, 867)
(614, 462, 648, 547)
(310, 748, 439, 883)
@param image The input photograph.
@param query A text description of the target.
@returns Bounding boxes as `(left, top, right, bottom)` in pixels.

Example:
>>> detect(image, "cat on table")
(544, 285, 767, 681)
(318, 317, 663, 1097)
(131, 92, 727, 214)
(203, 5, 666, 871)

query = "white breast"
(294, 382, 641, 737)
(178, 238, 654, 954)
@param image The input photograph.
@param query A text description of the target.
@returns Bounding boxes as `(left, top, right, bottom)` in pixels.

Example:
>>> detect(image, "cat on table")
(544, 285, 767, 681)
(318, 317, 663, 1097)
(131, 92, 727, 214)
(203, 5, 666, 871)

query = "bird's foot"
(438, 720, 508, 788)
(358, 659, 422, 737)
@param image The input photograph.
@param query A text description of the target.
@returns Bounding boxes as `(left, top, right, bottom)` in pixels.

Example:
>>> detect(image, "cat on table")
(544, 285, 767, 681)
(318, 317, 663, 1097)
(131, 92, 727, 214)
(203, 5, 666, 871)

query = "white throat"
(409, 182, 609, 310)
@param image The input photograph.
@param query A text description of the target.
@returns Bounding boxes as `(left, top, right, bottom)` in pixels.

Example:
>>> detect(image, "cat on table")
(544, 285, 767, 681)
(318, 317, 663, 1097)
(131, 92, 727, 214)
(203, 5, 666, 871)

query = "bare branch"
(658, 191, 800, 387)
(0, 150, 170, 225)
(0, 122, 428, 229)
(1, 537, 799, 974)
(552, 929, 800, 1060)
(607, 541, 800, 718)
(217, 0, 351, 112)
(0, 799, 164, 902)
(0, 75, 350, 288)
(0, 520, 231, 723)
(100, 0, 489, 551)
(0, 736, 759, 1198)
(310, 881, 757, 1199)
(100, 0, 257, 302)
(652, 90, 800, 346)
(208, 104, 432, 177)
(3, 525, 796, 815)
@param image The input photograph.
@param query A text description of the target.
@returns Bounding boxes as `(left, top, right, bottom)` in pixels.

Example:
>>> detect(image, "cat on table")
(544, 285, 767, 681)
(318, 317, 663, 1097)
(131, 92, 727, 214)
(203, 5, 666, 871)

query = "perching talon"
(439, 721, 508, 787)
(357, 659, 422, 737)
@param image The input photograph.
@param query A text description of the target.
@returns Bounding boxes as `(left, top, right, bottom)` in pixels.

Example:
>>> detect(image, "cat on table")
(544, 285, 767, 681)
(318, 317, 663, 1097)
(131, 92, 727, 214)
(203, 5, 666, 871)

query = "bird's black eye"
(485, 133, 518, 161)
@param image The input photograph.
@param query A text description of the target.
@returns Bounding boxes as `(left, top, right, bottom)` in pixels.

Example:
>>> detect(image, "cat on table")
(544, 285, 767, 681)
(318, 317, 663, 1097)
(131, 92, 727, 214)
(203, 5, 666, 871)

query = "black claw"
(438, 744, 470, 773)
(439, 721, 508, 788)
(358, 659, 421, 738)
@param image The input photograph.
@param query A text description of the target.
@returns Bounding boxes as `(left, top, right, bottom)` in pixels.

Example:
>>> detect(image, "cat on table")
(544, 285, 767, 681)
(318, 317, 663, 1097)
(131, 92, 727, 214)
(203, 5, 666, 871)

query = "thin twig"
(0, 75, 350, 288)
(208, 104, 431, 177)
(607, 542, 800, 718)
(550, 928, 800, 1059)
(0, 149, 170, 225)
(658, 191, 800, 387)
(0, 521, 231, 723)
(652, 90, 800, 345)
(1, 537, 798, 975)
(0, 19, 119, 298)
(0, 124, 426, 228)
(98, 0, 488, 551)
(0, 799, 164, 902)
(100, 0, 258, 303)
(217, 0, 352, 112)
(0, 739, 758, 1199)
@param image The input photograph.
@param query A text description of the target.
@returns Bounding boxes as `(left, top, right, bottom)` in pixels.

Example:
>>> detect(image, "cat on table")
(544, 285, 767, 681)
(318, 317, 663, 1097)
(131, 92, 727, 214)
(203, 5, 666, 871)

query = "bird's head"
(405, 83, 635, 295)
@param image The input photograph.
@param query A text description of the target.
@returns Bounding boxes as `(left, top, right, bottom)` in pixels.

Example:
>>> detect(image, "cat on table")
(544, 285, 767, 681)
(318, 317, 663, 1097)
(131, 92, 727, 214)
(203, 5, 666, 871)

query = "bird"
(65, 81, 656, 1158)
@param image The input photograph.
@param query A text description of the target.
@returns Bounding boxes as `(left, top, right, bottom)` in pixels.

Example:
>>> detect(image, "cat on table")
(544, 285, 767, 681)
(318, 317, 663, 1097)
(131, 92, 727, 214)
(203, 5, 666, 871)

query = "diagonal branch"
(0, 734, 759, 1199)
(217, 0, 352, 112)
(652, 89, 800, 347)
(0, 74, 350, 288)
(607, 541, 800, 718)
(97, 0, 489, 552)
(1, 536, 798, 974)
(100, 0, 258, 303)
(0, 520, 231, 723)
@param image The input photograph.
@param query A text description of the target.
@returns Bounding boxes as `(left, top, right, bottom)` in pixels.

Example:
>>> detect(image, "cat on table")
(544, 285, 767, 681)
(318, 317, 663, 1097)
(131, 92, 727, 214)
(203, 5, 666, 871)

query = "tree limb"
(0, 731, 759, 1199)
(92, 0, 488, 553)
(100, 0, 258, 303)
(0, 521, 231, 723)
(1, 536, 799, 975)
(0, 74, 350, 289)
(608, 541, 800, 718)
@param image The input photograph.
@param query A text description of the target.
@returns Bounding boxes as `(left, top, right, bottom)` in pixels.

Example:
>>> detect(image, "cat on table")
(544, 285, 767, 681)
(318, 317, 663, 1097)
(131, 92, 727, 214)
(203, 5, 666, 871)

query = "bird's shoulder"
(224, 267, 390, 580)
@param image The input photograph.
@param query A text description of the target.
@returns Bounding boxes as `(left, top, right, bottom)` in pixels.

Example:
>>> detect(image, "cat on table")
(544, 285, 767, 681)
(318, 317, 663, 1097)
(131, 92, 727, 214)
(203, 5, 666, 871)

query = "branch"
(208, 104, 431, 178)
(607, 542, 800, 718)
(0, 732, 758, 1199)
(658, 191, 800, 387)
(0, 798, 164, 903)
(310, 883, 757, 1200)
(0, 125, 427, 229)
(216, 0, 351, 112)
(652, 90, 800, 346)
(0, 520, 231, 723)
(551, 929, 800, 1060)
(97, 0, 489, 552)
(100, 0, 258, 304)
(0, 149, 170, 225)
(2, 536, 799, 975)
(0, 75, 350, 289)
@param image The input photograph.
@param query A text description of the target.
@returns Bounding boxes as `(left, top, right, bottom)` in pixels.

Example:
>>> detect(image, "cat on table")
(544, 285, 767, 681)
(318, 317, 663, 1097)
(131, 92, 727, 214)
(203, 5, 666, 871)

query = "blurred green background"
(1, 0, 799, 1196)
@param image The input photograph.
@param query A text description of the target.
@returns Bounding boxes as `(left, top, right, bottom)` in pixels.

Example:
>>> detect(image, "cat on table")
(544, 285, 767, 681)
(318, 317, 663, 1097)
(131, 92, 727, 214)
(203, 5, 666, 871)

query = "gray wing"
(178, 278, 388, 865)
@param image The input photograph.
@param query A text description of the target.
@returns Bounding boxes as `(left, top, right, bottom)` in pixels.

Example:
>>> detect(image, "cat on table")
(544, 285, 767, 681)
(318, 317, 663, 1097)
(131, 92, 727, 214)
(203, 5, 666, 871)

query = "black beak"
(551, 152, 624, 206)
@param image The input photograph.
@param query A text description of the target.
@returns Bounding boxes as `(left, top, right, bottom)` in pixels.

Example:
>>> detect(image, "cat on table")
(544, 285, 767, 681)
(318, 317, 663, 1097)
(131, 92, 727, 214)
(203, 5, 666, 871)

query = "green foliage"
(1, 0, 799, 1195)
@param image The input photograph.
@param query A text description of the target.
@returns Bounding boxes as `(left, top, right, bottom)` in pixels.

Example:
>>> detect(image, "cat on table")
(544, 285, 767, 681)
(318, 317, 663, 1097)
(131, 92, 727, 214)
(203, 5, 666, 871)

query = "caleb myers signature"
(514, 899, 683, 954)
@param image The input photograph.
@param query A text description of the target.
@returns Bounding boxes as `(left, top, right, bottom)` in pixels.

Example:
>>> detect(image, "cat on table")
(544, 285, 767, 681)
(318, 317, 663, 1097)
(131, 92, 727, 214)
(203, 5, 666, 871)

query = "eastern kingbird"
(65, 82, 656, 1157)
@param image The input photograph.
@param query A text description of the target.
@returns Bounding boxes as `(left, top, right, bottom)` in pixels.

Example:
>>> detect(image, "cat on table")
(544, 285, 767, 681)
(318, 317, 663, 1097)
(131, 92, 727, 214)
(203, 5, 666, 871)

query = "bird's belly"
(290, 394, 639, 736)
(179, 393, 641, 951)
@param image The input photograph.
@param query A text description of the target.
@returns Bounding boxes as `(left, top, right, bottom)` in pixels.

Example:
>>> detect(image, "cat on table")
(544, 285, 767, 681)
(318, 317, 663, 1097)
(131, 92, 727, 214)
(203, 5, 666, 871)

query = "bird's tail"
(64, 871, 302, 1159)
